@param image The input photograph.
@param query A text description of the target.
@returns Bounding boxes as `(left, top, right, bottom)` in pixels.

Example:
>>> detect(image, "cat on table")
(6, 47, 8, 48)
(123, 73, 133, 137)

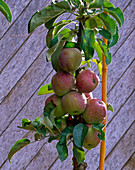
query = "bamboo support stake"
(99, 36, 108, 170)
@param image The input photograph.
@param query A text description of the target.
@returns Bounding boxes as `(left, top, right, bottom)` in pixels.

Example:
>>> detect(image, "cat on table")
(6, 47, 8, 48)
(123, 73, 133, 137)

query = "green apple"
(83, 124, 100, 150)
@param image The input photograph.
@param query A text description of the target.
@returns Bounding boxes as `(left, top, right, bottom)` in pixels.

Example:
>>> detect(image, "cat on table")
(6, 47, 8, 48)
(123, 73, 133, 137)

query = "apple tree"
(8, 0, 124, 169)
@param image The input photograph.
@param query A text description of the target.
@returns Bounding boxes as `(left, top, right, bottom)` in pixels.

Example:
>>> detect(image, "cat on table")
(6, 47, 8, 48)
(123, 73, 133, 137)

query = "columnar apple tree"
(8, 0, 124, 169)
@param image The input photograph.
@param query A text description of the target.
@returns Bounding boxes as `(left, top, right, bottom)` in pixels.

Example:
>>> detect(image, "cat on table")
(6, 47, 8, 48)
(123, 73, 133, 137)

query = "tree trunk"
(72, 153, 87, 170)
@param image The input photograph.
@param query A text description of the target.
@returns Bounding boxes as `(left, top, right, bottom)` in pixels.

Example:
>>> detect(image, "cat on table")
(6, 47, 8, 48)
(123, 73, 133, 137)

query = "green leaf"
(28, 2, 70, 33)
(85, 17, 97, 29)
(107, 103, 113, 112)
(108, 30, 119, 48)
(0, 0, 12, 22)
(95, 41, 102, 62)
(48, 134, 59, 143)
(104, 7, 124, 27)
(51, 38, 66, 71)
(45, 16, 58, 29)
(8, 138, 30, 162)
(97, 38, 112, 65)
(98, 13, 117, 36)
(46, 34, 65, 62)
(89, 0, 104, 9)
(73, 145, 85, 163)
(73, 123, 89, 148)
(83, 0, 93, 3)
(81, 28, 95, 61)
(91, 59, 102, 76)
(99, 28, 112, 41)
(103, 0, 115, 8)
(39, 117, 53, 132)
(43, 101, 56, 117)
(34, 132, 43, 141)
(53, 20, 73, 36)
(60, 126, 73, 144)
(32, 118, 47, 139)
(17, 118, 36, 131)
(56, 142, 68, 161)
(38, 83, 54, 95)
(64, 42, 76, 48)
(70, 0, 80, 7)
(55, 1, 70, 10)
(106, 51, 112, 65)
(92, 123, 105, 141)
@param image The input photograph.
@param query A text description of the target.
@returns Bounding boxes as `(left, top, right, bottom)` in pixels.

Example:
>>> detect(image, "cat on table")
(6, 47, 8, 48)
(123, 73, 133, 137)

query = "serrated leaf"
(73, 145, 85, 163)
(28, 3, 69, 33)
(81, 28, 95, 61)
(38, 83, 54, 95)
(107, 103, 113, 112)
(99, 28, 112, 41)
(0, 0, 12, 22)
(89, 0, 104, 9)
(91, 59, 102, 76)
(56, 142, 68, 161)
(8, 138, 30, 162)
(98, 13, 117, 36)
(73, 123, 89, 148)
(104, 7, 124, 27)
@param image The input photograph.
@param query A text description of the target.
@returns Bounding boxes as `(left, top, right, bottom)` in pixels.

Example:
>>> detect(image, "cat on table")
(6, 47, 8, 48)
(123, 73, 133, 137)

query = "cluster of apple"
(45, 48, 107, 150)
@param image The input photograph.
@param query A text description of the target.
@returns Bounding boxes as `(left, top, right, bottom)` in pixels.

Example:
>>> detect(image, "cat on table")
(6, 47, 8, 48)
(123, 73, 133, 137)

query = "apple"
(51, 71, 75, 96)
(83, 124, 100, 150)
(59, 48, 82, 73)
(83, 98, 107, 124)
(76, 69, 99, 93)
(62, 91, 86, 115)
(45, 94, 66, 118)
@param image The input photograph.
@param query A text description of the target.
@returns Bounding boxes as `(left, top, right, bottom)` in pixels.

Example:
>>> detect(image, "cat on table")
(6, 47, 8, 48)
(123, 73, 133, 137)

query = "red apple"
(51, 71, 75, 96)
(59, 48, 82, 73)
(62, 91, 86, 115)
(83, 98, 107, 124)
(83, 124, 100, 150)
(76, 69, 99, 93)
(45, 94, 66, 118)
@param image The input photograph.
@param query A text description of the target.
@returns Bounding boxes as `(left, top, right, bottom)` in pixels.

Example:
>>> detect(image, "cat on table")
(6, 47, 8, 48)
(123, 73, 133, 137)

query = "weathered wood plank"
(110, 0, 131, 10)
(122, 153, 135, 170)
(0, 0, 32, 38)
(0, 0, 50, 73)
(0, 72, 54, 168)
(110, 0, 135, 55)
(0, 49, 52, 135)
(104, 122, 135, 170)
